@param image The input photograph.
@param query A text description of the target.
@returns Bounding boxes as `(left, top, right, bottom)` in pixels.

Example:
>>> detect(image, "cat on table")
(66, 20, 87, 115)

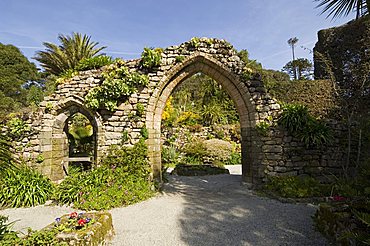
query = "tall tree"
(287, 37, 299, 80)
(0, 43, 40, 119)
(283, 58, 313, 80)
(34, 33, 106, 75)
(315, 0, 369, 19)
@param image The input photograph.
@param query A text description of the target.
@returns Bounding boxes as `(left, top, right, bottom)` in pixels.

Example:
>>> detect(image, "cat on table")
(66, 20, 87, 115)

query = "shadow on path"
(163, 173, 326, 246)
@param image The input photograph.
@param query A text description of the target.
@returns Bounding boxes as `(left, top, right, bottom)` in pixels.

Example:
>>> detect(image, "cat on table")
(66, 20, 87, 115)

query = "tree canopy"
(283, 58, 313, 80)
(0, 43, 40, 119)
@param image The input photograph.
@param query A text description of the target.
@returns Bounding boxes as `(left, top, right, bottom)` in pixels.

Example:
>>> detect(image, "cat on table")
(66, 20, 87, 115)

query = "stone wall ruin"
(16, 38, 348, 184)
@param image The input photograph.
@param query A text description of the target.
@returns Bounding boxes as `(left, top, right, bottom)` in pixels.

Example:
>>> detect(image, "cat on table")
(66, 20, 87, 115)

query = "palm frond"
(315, 0, 367, 19)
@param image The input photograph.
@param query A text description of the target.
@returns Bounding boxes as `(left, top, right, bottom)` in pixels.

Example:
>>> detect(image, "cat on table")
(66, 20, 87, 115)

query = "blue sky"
(0, 0, 355, 70)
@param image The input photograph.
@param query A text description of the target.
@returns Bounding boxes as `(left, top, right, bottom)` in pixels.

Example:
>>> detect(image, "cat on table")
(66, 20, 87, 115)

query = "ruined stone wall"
(13, 38, 349, 184)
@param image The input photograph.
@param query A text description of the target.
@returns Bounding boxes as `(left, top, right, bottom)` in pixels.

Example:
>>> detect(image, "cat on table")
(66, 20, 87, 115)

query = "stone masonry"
(16, 38, 346, 184)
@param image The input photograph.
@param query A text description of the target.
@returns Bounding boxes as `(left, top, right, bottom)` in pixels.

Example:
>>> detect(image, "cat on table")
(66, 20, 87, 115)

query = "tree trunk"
(356, 128, 362, 176)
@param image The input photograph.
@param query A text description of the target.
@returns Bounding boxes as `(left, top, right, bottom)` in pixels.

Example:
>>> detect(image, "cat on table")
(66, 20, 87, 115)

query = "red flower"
(78, 219, 86, 226)
(70, 212, 78, 219)
(333, 195, 346, 201)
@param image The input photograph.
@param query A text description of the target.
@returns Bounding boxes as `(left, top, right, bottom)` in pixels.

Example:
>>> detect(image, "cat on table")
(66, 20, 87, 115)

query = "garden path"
(110, 165, 327, 246)
(1, 165, 327, 245)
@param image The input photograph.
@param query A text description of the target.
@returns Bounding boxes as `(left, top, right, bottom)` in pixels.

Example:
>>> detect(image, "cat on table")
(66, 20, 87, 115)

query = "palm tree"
(287, 37, 299, 80)
(34, 33, 106, 75)
(315, 0, 369, 20)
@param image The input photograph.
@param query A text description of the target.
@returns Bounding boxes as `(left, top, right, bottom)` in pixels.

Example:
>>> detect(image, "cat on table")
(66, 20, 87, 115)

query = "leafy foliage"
(188, 37, 200, 48)
(255, 121, 271, 136)
(34, 32, 106, 75)
(161, 145, 180, 167)
(0, 216, 16, 241)
(6, 117, 30, 139)
(54, 140, 154, 210)
(279, 103, 332, 147)
(0, 43, 40, 119)
(0, 227, 64, 246)
(265, 176, 327, 198)
(238, 49, 263, 80)
(297, 119, 333, 147)
(162, 73, 238, 128)
(279, 104, 311, 133)
(67, 113, 94, 157)
(136, 103, 145, 117)
(282, 58, 313, 80)
(85, 60, 149, 111)
(0, 165, 54, 208)
(0, 135, 14, 174)
(140, 47, 162, 69)
(76, 55, 113, 71)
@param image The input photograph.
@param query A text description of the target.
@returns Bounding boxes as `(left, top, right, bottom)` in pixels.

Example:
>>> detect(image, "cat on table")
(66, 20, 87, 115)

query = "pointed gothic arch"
(146, 53, 258, 182)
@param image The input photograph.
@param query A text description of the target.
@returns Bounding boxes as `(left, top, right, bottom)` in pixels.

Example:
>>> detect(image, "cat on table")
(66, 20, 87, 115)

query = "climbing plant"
(85, 59, 149, 111)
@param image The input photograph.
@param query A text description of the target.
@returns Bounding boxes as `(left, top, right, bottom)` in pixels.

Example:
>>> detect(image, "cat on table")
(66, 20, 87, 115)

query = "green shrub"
(136, 103, 145, 117)
(175, 56, 185, 63)
(85, 60, 149, 111)
(0, 227, 63, 246)
(0, 165, 54, 208)
(297, 119, 333, 147)
(76, 55, 113, 71)
(256, 121, 270, 136)
(54, 140, 154, 210)
(279, 103, 332, 147)
(56, 69, 79, 84)
(314, 200, 370, 245)
(183, 140, 207, 159)
(0, 135, 14, 173)
(279, 104, 311, 133)
(7, 117, 30, 138)
(121, 130, 129, 144)
(265, 176, 327, 198)
(201, 103, 226, 126)
(0, 216, 16, 241)
(188, 37, 200, 48)
(140, 47, 162, 69)
(225, 152, 241, 165)
(140, 126, 148, 140)
(161, 145, 180, 167)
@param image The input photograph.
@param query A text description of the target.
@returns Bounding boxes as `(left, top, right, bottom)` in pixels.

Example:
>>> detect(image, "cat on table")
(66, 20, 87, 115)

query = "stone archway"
(41, 97, 104, 180)
(25, 38, 285, 184)
(146, 53, 259, 182)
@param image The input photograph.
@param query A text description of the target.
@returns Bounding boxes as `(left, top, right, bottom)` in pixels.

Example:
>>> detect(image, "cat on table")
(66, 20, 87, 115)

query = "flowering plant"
(54, 212, 94, 232)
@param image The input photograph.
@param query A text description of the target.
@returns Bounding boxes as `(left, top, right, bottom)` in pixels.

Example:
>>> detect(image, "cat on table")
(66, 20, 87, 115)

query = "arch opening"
(49, 100, 102, 180)
(161, 72, 242, 175)
(147, 55, 256, 183)
(64, 112, 96, 171)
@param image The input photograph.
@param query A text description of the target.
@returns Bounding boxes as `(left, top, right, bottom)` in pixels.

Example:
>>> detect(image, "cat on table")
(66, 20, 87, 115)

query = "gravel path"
(1, 165, 327, 245)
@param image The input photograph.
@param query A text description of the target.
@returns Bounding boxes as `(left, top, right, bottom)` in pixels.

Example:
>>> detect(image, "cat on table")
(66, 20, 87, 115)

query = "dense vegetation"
(54, 140, 154, 210)
(0, 43, 42, 120)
